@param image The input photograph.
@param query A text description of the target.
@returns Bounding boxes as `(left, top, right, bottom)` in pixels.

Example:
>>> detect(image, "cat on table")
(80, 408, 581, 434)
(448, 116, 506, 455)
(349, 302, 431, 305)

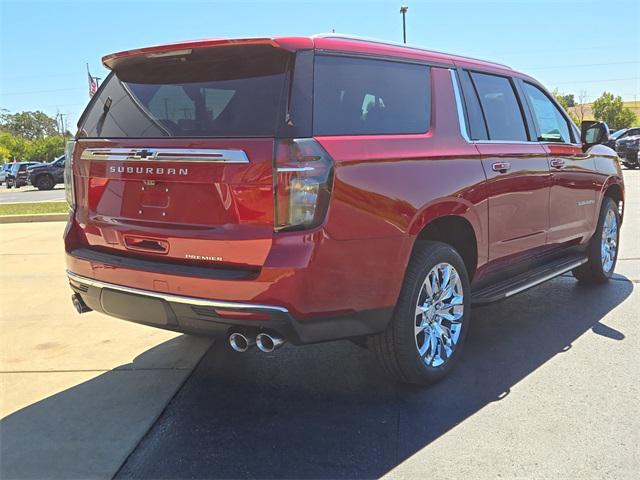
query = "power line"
(520, 61, 640, 71)
(40, 102, 87, 108)
(548, 77, 639, 85)
(492, 43, 627, 56)
(0, 73, 80, 80)
(0, 87, 85, 96)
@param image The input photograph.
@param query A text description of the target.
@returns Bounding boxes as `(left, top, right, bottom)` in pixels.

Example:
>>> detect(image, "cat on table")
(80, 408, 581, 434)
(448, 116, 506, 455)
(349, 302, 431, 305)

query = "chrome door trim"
(80, 148, 249, 163)
(67, 270, 289, 313)
(474, 140, 539, 145)
(449, 69, 471, 143)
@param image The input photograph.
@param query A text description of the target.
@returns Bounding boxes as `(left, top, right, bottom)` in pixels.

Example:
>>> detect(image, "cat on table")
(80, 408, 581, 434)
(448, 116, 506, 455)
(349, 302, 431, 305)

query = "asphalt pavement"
(0, 185, 66, 203)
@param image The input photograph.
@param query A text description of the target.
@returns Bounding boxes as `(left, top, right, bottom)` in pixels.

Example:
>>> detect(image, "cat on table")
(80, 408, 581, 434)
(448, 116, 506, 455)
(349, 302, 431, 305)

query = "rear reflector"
(274, 139, 333, 231)
(64, 140, 76, 208)
(214, 309, 271, 321)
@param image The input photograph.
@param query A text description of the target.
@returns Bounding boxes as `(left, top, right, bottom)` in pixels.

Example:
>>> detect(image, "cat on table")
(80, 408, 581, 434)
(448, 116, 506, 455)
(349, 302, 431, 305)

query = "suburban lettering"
(105, 164, 189, 176)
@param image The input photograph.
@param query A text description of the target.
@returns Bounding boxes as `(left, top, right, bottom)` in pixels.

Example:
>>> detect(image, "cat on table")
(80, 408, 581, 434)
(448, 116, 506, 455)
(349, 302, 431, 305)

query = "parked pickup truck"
(64, 35, 624, 385)
(28, 155, 65, 190)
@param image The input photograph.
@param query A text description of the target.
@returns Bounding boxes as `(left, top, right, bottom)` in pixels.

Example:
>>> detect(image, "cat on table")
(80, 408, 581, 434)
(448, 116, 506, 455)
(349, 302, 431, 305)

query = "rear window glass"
(469, 72, 528, 142)
(78, 45, 291, 138)
(313, 56, 430, 136)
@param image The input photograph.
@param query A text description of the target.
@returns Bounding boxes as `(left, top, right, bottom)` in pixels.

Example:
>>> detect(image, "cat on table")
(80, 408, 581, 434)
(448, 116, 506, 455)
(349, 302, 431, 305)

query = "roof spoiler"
(102, 37, 313, 70)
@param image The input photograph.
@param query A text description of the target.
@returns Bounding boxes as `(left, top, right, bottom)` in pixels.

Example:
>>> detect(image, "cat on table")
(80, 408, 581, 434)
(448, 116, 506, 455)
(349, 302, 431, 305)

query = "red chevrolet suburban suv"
(65, 35, 624, 385)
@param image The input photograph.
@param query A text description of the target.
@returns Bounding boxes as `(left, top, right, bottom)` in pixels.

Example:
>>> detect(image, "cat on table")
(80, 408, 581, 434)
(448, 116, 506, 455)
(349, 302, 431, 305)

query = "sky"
(1, 0, 638, 131)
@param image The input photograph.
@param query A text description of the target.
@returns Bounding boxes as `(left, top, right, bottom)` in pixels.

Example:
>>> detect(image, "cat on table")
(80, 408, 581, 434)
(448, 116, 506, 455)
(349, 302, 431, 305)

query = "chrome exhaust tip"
(229, 332, 255, 352)
(256, 333, 285, 353)
(71, 293, 92, 314)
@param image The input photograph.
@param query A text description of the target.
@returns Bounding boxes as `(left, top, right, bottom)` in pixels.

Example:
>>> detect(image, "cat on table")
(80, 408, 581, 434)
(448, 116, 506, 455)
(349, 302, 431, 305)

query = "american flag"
(87, 65, 98, 97)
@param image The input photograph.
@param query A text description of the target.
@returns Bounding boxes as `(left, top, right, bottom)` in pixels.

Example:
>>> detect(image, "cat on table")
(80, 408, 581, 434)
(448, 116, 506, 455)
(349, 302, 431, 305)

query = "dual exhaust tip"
(229, 332, 285, 353)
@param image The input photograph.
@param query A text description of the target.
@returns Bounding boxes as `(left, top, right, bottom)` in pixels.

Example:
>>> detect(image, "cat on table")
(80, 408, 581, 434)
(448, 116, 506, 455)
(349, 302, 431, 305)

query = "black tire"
(368, 241, 471, 385)
(572, 197, 620, 284)
(6, 180, 13, 189)
(623, 162, 637, 170)
(35, 175, 54, 191)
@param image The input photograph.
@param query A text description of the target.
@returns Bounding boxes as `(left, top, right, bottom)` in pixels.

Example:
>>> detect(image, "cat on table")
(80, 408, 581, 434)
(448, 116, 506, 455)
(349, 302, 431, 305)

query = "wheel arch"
(601, 178, 625, 223)
(410, 214, 479, 282)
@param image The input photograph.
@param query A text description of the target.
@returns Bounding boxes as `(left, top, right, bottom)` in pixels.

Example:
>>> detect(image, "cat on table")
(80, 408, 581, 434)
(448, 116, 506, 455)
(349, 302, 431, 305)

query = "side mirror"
(581, 121, 609, 147)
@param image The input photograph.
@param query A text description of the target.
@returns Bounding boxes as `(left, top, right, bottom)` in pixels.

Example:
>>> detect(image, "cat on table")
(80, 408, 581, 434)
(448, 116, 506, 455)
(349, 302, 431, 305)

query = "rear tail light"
(274, 139, 334, 231)
(64, 140, 76, 208)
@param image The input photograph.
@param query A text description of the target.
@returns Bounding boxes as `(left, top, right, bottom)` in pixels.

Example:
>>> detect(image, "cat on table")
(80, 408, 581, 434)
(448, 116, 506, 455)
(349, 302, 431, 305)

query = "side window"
(313, 56, 430, 135)
(458, 70, 488, 140)
(469, 72, 528, 141)
(523, 82, 572, 143)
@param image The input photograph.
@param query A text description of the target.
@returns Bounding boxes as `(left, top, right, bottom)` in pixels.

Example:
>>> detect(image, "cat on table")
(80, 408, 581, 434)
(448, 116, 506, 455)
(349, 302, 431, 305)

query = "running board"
(471, 254, 588, 305)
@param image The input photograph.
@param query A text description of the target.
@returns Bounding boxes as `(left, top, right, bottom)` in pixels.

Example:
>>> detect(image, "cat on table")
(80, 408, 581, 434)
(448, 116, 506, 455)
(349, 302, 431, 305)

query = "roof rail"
(311, 33, 512, 70)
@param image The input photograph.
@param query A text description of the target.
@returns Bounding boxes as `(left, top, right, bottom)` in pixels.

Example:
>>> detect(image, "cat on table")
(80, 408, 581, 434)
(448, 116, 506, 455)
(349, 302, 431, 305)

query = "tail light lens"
(64, 140, 76, 208)
(274, 139, 334, 231)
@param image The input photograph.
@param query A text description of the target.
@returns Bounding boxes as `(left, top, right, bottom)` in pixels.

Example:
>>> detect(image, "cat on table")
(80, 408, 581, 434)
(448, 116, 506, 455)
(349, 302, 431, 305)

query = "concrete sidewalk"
(0, 222, 213, 479)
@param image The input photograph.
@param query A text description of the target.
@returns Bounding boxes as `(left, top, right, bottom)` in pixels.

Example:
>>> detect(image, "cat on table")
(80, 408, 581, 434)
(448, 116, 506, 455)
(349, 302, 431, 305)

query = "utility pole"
(400, 5, 408, 44)
(59, 114, 67, 139)
(55, 112, 66, 136)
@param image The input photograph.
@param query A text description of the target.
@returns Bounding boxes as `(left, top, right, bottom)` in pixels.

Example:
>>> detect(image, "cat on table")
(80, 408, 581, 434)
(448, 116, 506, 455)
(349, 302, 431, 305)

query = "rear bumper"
(64, 210, 411, 343)
(67, 270, 391, 344)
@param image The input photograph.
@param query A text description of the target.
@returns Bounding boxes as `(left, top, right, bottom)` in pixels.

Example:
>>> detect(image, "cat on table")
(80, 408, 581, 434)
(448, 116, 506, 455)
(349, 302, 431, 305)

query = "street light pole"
(400, 5, 408, 44)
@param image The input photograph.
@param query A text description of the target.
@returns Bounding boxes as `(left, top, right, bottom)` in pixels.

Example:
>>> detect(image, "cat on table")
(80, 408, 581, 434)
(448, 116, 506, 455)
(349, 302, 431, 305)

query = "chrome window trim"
(277, 166, 316, 172)
(67, 270, 289, 313)
(474, 140, 541, 145)
(80, 148, 249, 163)
(449, 69, 471, 143)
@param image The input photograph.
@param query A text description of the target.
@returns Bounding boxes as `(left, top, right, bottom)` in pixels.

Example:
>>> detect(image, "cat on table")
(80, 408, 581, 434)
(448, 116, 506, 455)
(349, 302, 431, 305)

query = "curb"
(0, 213, 69, 224)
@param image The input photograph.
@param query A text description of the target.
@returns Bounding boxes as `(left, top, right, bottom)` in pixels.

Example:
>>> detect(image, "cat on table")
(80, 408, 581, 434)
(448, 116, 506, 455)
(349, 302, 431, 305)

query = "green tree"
(0, 131, 65, 163)
(592, 92, 637, 130)
(0, 110, 59, 139)
(29, 135, 66, 162)
(552, 89, 580, 125)
(0, 144, 10, 162)
(0, 132, 29, 162)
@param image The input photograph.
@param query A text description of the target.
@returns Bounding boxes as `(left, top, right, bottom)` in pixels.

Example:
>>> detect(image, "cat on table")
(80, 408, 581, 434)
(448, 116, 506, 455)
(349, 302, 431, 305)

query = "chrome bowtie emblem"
(128, 149, 157, 160)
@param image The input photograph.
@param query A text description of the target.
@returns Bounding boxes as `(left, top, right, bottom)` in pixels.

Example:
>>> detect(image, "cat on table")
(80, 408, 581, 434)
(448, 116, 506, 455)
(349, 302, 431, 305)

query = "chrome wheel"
(601, 209, 618, 273)
(414, 262, 464, 368)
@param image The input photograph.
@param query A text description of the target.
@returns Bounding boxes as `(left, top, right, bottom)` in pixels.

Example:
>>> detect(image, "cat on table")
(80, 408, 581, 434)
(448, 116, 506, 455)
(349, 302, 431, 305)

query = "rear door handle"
(491, 162, 511, 173)
(550, 158, 566, 169)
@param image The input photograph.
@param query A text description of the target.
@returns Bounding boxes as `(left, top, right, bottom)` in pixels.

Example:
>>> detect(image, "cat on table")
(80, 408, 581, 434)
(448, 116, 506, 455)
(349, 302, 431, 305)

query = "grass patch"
(0, 201, 69, 216)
